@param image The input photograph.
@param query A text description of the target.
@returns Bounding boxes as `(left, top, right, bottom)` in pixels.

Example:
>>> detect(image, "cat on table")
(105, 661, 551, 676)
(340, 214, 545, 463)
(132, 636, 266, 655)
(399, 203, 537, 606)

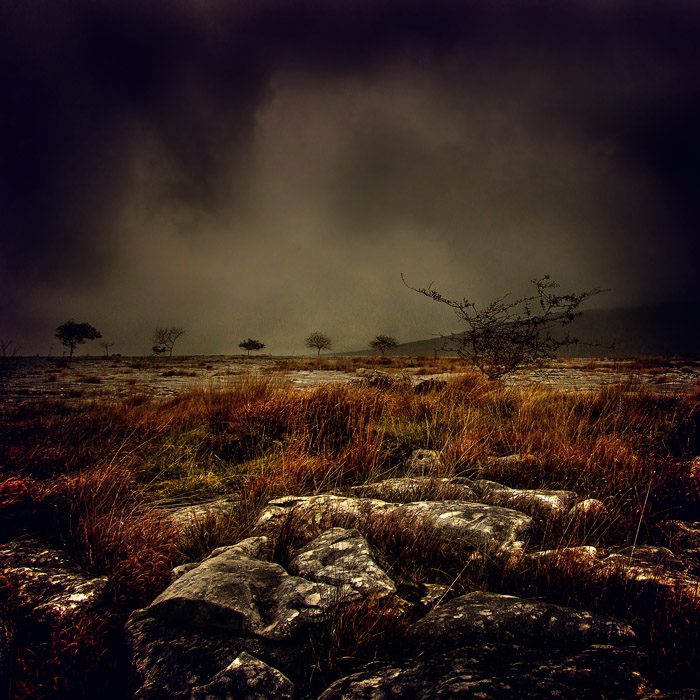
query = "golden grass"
(1, 368, 699, 696)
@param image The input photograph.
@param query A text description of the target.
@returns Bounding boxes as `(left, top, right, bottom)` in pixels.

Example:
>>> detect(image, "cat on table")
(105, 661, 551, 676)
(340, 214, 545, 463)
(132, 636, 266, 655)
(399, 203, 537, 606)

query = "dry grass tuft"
(1, 362, 699, 696)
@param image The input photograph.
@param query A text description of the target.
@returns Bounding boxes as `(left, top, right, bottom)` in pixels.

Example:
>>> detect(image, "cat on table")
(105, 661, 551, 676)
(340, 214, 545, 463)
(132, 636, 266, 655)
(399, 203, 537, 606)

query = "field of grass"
(1, 360, 699, 698)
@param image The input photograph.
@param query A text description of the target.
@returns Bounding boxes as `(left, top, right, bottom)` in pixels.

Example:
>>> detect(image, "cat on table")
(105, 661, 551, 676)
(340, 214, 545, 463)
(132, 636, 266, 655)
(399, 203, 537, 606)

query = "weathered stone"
(569, 498, 607, 519)
(190, 652, 294, 700)
(126, 611, 302, 700)
(256, 494, 394, 535)
(599, 545, 700, 597)
(350, 477, 477, 503)
(288, 528, 395, 599)
(406, 449, 442, 476)
(147, 544, 337, 641)
(472, 479, 579, 515)
(393, 500, 531, 550)
(0, 537, 107, 620)
(410, 591, 637, 654)
(317, 643, 648, 699)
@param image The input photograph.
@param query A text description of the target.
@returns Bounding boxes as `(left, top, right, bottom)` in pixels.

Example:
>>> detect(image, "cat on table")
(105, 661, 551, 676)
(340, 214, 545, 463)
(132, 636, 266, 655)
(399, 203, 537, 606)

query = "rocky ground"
(4, 458, 700, 699)
(2, 356, 699, 698)
(1, 355, 699, 406)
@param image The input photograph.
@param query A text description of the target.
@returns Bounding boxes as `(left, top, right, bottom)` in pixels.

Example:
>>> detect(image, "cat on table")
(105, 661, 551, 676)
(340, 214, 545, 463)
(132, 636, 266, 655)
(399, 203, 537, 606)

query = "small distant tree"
(370, 334, 399, 356)
(99, 340, 115, 357)
(402, 274, 607, 380)
(0, 339, 18, 358)
(305, 331, 333, 359)
(55, 320, 102, 360)
(153, 327, 185, 357)
(239, 338, 265, 356)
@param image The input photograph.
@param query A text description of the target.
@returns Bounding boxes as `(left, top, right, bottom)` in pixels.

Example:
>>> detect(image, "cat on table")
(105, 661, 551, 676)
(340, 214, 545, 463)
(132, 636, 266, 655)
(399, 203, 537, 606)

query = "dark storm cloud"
(1, 0, 699, 353)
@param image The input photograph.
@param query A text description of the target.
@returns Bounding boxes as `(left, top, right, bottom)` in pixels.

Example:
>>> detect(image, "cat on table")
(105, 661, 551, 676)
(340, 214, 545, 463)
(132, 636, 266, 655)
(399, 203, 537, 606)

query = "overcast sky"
(1, 0, 699, 356)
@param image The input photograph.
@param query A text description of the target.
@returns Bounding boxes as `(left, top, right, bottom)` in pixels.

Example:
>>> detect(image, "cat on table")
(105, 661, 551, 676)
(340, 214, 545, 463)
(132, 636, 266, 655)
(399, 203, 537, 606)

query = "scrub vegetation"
(1, 358, 699, 698)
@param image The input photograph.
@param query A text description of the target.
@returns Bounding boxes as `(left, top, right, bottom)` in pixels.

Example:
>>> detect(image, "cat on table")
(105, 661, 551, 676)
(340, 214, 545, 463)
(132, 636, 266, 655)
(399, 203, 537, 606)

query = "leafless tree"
(305, 331, 333, 359)
(403, 274, 607, 379)
(370, 334, 399, 356)
(99, 340, 115, 357)
(0, 339, 18, 357)
(153, 327, 185, 357)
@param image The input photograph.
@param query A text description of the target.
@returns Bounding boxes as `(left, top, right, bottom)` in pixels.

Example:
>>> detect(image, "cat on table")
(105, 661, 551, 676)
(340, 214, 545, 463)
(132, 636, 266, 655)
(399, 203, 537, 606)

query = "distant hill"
(352, 302, 700, 358)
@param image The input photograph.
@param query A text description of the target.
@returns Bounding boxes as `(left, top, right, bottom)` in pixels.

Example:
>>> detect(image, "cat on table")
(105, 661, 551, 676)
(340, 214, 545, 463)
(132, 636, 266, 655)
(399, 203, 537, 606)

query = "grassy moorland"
(1, 357, 699, 698)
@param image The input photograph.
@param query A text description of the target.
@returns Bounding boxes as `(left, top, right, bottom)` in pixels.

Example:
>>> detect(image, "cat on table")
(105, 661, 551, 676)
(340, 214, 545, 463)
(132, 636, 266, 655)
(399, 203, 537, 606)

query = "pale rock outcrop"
(168, 497, 239, 531)
(569, 498, 607, 519)
(189, 652, 294, 700)
(317, 644, 648, 699)
(320, 591, 646, 699)
(0, 537, 107, 621)
(471, 478, 579, 515)
(258, 494, 532, 552)
(410, 591, 637, 653)
(147, 544, 337, 641)
(349, 476, 477, 503)
(256, 494, 394, 535)
(392, 500, 532, 550)
(598, 545, 700, 599)
(288, 528, 396, 599)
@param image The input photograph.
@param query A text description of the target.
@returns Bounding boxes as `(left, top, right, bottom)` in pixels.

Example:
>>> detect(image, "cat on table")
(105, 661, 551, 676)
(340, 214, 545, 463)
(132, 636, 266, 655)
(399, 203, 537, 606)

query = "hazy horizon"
(2, 1, 698, 356)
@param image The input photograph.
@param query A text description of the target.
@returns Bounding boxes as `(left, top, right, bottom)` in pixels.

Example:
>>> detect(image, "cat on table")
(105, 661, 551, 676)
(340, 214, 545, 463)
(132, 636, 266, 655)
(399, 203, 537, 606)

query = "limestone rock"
(569, 498, 607, 519)
(317, 643, 648, 699)
(349, 477, 477, 503)
(147, 544, 337, 641)
(599, 545, 700, 598)
(287, 528, 395, 599)
(126, 612, 299, 700)
(256, 494, 394, 535)
(259, 494, 531, 552)
(472, 479, 578, 515)
(393, 500, 531, 550)
(410, 591, 637, 654)
(190, 652, 294, 700)
(0, 537, 107, 620)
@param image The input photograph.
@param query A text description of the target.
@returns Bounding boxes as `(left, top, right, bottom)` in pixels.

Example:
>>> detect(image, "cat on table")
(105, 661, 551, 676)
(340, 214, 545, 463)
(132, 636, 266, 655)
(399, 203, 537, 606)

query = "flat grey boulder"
(598, 545, 700, 598)
(258, 495, 531, 552)
(569, 498, 607, 519)
(0, 537, 107, 620)
(317, 643, 648, 699)
(190, 652, 294, 700)
(410, 591, 637, 654)
(126, 612, 302, 700)
(147, 544, 337, 641)
(350, 477, 477, 503)
(393, 500, 531, 550)
(471, 479, 578, 515)
(288, 528, 395, 599)
(256, 494, 394, 534)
